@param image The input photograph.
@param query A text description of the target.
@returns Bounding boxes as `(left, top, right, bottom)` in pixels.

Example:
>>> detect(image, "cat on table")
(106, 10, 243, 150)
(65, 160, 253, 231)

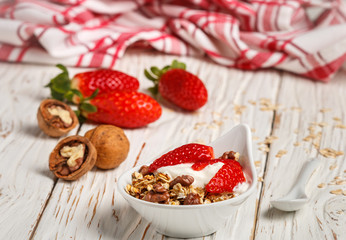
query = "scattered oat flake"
(328, 180, 337, 185)
(291, 107, 302, 112)
(319, 148, 344, 158)
(234, 105, 247, 115)
(259, 146, 270, 152)
(320, 108, 331, 113)
(259, 136, 278, 145)
(335, 124, 346, 129)
(329, 164, 338, 170)
(248, 100, 257, 105)
(252, 136, 260, 141)
(194, 122, 207, 130)
(330, 189, 343, 195)
(336, 180, 346, 185)
(255, 161, 261, 167)
(259, 98, 281, 111)
(212, 120, 223, 126)
(317, 183, 326, 188)
(258, 176, 263, 182)
(251, 128, 256, 132)
(333, 117, 342, 122)
(276, 150, 288, 158)
(343, 190, 346, 196)
(318, 122, 328, 127)
(293, 142, 301, 147)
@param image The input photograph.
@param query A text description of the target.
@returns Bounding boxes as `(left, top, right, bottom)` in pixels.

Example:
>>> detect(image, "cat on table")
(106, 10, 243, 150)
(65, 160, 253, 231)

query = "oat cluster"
(126, 171, 235, 205)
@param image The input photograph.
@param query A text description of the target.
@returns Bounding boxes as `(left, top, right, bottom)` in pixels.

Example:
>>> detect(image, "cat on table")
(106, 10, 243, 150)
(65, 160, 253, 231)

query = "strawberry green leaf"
(171, 60, 186, 70)
(162, 65, 171, 73)
(70, 89, 83, 99)
(84, 88, 99, 100)
(171, 59, 179, 69)
(45, 64, 72, 100)
(51, 77, 70, 93)
(150, 67, 161, 77)
(51, 91, 65, 101)
(80, 102, 97, 113)
(64, 90, 76, 102)
(56, 64, 69, 75)
(177, 62, 186, 70)
(144, 69, 158, 82)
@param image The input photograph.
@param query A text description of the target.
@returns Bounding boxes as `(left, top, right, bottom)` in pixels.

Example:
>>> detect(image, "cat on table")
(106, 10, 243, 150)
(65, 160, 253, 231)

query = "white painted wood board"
(0, 52, 345, 240)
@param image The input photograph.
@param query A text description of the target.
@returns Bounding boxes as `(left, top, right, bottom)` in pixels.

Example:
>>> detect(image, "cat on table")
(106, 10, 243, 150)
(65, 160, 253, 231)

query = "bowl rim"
(117, 124, 257, 209)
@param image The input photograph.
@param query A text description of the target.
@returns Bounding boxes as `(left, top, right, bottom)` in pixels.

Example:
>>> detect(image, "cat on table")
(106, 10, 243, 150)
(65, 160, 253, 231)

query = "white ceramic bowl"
(117, 124, 257, 238)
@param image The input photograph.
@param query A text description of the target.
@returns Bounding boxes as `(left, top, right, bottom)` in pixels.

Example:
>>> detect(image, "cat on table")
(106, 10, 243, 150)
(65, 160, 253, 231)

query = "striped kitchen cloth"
(0, 0, 346, 82)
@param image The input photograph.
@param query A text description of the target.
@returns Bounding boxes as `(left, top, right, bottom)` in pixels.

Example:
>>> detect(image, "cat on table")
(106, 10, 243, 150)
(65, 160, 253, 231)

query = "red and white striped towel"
(0, 0, 346, 82)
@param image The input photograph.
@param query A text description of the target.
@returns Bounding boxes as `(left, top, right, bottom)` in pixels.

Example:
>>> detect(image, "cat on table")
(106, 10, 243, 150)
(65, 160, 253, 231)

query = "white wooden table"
(1, 52, 345, 240)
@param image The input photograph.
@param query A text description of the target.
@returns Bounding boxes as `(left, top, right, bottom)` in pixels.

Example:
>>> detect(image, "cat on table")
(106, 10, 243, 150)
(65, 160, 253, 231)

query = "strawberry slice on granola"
(148, 143, 214, 172)
(198, 159, 245, 194)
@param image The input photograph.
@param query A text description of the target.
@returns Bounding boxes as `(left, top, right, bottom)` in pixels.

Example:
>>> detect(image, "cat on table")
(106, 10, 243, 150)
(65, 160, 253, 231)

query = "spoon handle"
(289, 158, 322, 195)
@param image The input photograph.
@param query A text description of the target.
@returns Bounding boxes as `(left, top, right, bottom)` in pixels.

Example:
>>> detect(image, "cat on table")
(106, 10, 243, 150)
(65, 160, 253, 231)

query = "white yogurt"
(157, 162, 224, 188)
(233, 180, 250, 196)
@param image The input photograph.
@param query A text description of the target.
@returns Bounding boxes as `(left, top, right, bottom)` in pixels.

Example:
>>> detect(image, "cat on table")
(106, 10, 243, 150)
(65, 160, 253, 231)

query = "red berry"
(205, 160, 245, 194)
(145, 60, 208, 111)
(159, 69, 208, 111)
(85, 91, 162, 128)
(148, 144, 214, 172)
(72, 69, 139, 97)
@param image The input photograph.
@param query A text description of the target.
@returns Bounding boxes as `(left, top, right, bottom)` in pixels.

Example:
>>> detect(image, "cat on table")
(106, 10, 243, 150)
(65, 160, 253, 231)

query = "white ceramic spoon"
(270, 158, 321, 212)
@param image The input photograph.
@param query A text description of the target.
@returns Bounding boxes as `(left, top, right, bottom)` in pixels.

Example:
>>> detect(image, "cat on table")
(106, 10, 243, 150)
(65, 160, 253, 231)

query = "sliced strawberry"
(84, 91, 162, 128)
(145, 60, 208, 111)
(72, 69, 139, 97)
(148, 144, 214, 172)
(205, 160, 245, 194)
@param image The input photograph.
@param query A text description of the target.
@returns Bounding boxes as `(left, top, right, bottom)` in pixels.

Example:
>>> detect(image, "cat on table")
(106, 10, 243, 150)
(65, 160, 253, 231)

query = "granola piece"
(184, 193, 201, 205)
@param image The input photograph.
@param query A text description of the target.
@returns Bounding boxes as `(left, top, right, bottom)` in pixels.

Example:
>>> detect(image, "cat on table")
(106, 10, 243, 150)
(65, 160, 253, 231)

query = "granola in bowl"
(125, 143, 249, 205)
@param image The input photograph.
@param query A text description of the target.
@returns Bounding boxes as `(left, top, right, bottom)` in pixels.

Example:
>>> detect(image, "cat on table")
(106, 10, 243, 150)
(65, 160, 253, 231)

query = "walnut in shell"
(85, 125, 130, 169)
(49, 135, 97, 180)
(37, 99, 78, 137)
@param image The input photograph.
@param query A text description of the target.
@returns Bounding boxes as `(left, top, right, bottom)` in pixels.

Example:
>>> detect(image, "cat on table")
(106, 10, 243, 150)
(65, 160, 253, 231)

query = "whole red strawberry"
(199, 159, 245, 194)
(82, 91, 162, 128)
(145, 60, 208, 111)
(46, 64, 161, 128)
(72, 69, 139, 97)
(148, 143, 214, 172)
(46, 64, 139, 101)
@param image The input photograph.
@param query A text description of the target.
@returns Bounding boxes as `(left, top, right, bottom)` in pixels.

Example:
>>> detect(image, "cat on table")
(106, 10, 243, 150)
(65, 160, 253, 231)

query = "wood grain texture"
(0, 52, 345, 240)
(0, 63, 78, 239)
(255, 71, 346, 239)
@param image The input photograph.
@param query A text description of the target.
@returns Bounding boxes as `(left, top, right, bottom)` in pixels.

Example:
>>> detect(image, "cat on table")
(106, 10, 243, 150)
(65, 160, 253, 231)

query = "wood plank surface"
(0, 52, 345, 240)
(0, 63, 78, 239)
(255, 71, 346, 239)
